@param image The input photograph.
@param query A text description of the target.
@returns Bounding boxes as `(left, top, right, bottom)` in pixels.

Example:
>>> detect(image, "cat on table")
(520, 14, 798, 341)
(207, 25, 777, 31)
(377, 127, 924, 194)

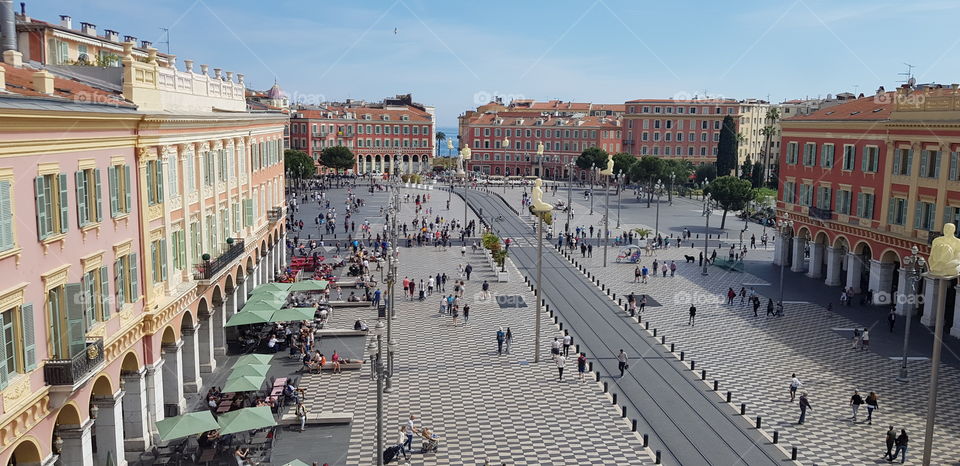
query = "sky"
(20, 0, 960, 127)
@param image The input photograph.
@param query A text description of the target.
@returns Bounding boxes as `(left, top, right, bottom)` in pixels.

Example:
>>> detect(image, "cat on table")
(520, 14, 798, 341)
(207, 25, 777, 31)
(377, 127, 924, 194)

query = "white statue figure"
(456, 146, 472, 175)
(600, 152, 614, 176)
(929, 223, 960, 277)
(531, 178, 553, 213)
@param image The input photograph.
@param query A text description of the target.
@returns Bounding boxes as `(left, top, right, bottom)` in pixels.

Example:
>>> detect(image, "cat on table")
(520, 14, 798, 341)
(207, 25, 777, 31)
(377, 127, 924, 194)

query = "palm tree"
(435, 131, 446, 157)
(760, 107, 780, 187)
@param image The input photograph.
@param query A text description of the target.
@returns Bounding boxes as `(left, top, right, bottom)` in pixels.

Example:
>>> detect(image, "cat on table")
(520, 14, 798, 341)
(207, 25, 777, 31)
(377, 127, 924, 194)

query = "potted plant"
(226, 237, 234, 245)
(201, 253, 211, 261)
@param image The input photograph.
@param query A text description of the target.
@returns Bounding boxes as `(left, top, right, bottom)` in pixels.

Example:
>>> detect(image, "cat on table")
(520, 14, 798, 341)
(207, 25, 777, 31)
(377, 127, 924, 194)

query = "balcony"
(809, 206, 833, 220)
(43, 338, 105, 387)
(267, 207, 284, 224)
(194, 239, 246, 280)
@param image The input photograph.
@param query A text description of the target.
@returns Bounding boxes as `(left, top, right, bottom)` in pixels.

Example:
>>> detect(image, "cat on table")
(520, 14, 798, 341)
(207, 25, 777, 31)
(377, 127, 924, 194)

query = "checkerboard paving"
(567, 243, 960, 465)
(298, 204, 651, 465)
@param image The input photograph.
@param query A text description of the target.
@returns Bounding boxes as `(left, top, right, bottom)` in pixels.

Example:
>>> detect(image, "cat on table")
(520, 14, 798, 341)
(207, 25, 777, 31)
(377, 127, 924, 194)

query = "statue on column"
(929, 223, 960, 277)
(531, 178, 553, 213)
(457, 147, 472, 176)
(600, 151, 614, 176)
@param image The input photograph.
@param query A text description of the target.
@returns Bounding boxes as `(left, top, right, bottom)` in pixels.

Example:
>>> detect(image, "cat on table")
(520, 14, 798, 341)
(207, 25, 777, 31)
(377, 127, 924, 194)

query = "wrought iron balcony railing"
(809, 206, 833, 220)
(194, 239, 246, 280)
(43, 337, 104, 386)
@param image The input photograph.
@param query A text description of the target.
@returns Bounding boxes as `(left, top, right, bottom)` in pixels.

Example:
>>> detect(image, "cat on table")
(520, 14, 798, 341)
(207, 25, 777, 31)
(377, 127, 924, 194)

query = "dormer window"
(364, 114, 372, 120)
(382, 115, 390, 121)
(401, 115, 409, 121)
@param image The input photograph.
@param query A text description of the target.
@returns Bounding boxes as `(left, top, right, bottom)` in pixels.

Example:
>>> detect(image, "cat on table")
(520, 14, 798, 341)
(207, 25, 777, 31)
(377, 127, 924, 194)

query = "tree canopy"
(695, 163, 717, 184)
(612, 152, 637, 176)
(704, 175, 753, 228)
(319, 146, 355, 172)
(284, 150, 315, 178)
(716, 115, 738, 177)
(576, 147, 609, 171)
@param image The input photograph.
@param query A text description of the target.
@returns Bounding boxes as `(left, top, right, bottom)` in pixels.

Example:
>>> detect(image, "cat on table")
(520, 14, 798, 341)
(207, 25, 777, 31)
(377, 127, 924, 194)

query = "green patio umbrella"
(289, 279, 329, 292)
(229, 364, 271, 379)
(240, 300, 283, 312)
(155, 411, 220, 442)
(225, 309, 274, 327)
(256, 282, 292, 292)
(222, 375, 265, 393)
(251, 290, 289, 299)
(282, 461, 311, 466)
(270, 307, 316, 322)
(236, 353, 274, 365)
(217, 406, 278, 435)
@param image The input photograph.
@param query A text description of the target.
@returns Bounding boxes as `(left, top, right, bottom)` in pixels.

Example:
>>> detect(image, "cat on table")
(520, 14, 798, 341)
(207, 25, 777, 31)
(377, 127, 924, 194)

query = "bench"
(280, 412, 353, 425)
(315, 328, 367, 337)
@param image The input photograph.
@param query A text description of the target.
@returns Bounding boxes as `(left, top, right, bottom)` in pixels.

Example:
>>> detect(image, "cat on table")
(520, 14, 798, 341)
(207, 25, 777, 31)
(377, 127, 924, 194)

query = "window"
(856, 192, 875, 219)
(946, 206, 960, 234)
(950, 152, 960, 181)
(785, 142, 798, 164)
(171, 229, 187, 271)
(654, 120, 660, 129)
(75, 168, 102, 228)
(146, 159, 164, 205)
(914, 201, 937, 230)
(802, 143, 816, 166)
(799, 184, 813, 206)
(81, 266, 110, 325)
(0, 303, 36, 386)
(821, 144, 834, 168)
(920, 150, 941, 178)
(862, 146, 880, 173)
(835, 189, 852, 215)
(783, 181, 796, 203)
(887, 197, 908, 225)
(0, 180, 13, 252)
(892, 148, 912, 176)
(218, 149, 228, 181)
(150, 238, 167, 284)
(190, 221, 201, 266)
(243, 199, 254, 228)
(641, 132, 649, 141)
(34, 173, 69, 240)
(816, 186, 831, 209)
(113, 253, 139, 313)
(842, 145, 856, 171)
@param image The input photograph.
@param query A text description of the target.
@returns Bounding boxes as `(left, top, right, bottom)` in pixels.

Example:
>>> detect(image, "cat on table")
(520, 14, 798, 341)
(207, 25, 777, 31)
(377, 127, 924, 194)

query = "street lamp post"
(897, 246, 925, 382)
(589, 164, 596, 215)
(701, 194, 713, 276)
(566, 162, 574, 234)
(503, 137, 510, 194)
(777, 220, 794, 307)
(654, 179, 663, 238)
(922, 257, 959, 465)
(616, 172, 623, 229)
(371, 320, 386, 465)
(603, 171, 610, 267)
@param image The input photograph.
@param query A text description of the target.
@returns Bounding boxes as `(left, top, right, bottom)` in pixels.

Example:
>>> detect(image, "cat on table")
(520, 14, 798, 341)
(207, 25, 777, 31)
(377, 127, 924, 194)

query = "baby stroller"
(420, 428, 440, 454)
(383, 443, 407, 464)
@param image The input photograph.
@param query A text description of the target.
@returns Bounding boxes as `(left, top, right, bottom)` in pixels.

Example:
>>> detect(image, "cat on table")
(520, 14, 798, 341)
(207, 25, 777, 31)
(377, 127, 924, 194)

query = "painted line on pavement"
(888, 356, 929, 361)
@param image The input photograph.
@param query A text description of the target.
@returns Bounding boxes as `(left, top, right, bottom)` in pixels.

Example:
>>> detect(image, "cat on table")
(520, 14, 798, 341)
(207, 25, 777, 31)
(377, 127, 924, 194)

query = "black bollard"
(772, 430, 779, 444)
(740, 403, 746, 415)
(613, 293, 617, 300)
(756, 416, 761, 429)
(653, 328, 657, 337)
(645, 321, 650, 330)
(588, 361, 593, 372)
(595, 371, 600, 382)
(680, 351, 685, 361)
(713, 380, 719, 391)
(701, 369, 706, 380)
(726, 391, 732, 403)
(791, 447, 797, 460)
(558, 322, 563, 331)
(632, 419, 638, 432)
(622, 406, 627, 418)
(670, 343, 675, 352)
(661, 336, 666, 344)
(655, 450, 661, 464)
(643, 434, 649, 447)
(603, 382, 608, 393)
(612, 393, 617, 405)
(690, 360, 696, 370)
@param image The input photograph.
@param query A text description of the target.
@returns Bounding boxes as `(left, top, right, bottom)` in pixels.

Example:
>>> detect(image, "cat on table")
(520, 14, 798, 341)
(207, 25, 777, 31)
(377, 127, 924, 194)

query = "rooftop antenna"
(158, 27, 170, 54)
(899, 63, 915, 86)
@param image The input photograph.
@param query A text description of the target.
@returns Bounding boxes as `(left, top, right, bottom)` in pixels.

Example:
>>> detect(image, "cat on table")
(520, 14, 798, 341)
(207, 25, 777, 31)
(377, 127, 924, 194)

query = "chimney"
(59, 14, 71, 29)
(80, 22, 96, 36)
(32, 70, 54, 95)
(104, 29, 119, 42)
(0, 0, 15, 53)
(141, 40, 151, 48)
(123, 35, 137, 44)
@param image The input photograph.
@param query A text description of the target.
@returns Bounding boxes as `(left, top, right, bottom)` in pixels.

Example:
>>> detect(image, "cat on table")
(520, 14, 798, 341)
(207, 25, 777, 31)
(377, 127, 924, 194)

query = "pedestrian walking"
(587, 244, 593, 257)
(505, 327, 512, 354)
(739, 287, 747, 304)
(577, 353, 587, 383)
(496, 327, 505, 355)
(634, 266, 641, 283)
(556, 353, 566, 381)
(861, 329, 870, 350)
(840, 289, 848, 306)
(551, 337, 562, 359)
(852, 328, 862, 350)
(641, 266, 649, 283)
(726, 288, 736, 305)
(670, 261, 677, 277)
(789, 373, 803, 402)
(462, 304, 470, 324)
(752, 296, 760, 316)
(767, 298, 774, 316)
(688, 305, 696, 326)
(885, 426, 897, 460)
(563, 333, 573, 357)
(865, 391, 879, 425)
(850, 390, 864, 422)
(465, 264, 473, 281)
(617, 349, 628, 377)
(892, 429, 908, 463)
(888, 308, 897, 333)
(639, 295, 647, 313)
(481, 280, 490, 300)
(798, 392, 812, 424)
(660, 263, 668, 277)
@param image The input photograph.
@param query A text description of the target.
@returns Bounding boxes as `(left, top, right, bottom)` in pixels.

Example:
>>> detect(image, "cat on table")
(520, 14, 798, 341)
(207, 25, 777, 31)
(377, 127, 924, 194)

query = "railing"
(267, 207, 284, 224)
(43, 338, 105, 386)
(194, 239, 246, 280)
(809, 206, 833, 220)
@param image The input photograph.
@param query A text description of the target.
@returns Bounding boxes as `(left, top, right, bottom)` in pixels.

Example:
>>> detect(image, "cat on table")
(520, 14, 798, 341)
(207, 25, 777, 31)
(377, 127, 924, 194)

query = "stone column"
(868, 260, 896, 306)
(824, 246, 843, 286)
(213, 301, 227, 357)
(144, 360, 165, 434)
(240, 276, 248, 305)
(93, 390, 128, 466)
(180, 325, 202, 393)
(806, 242, 824, 279)
(161, 341, 185, 415)
(895, 272, 915, 317)
(951, 285, 960, 338)
(231, 286, 239, 316)
(921, 276, 940, 326)
(56, 419, 94, 466)
(790, 236, 807, 273)
(772, 236, 784, 266)
(198, 314, 216, 373)
(121, 369, 149, 459)
(845, 253, 864, 293)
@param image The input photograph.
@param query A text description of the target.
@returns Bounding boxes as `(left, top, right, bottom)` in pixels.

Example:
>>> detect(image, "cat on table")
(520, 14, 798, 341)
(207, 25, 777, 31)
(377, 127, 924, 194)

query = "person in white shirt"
(617, 349, 629, 377)
(556, 354, 566, 381)
(551, 338, 562, 359)
(562, 334, 573, 357)
(789, 373, 803, 402)
(402, 415, 418, 455)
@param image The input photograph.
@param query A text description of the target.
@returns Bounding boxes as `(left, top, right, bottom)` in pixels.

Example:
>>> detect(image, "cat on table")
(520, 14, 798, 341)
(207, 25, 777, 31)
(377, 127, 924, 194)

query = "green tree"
(661, 159, 694, 202)
(612, 152, 637, 177)
(716, 115, 738, 177)
(436, 131, 446, 157)
(740, 156, 753, 180)
(320, 146, 355, 173)
(694, 164, 717, 184)
(284, 149, 315, 178)
(760, 107, 781, 187)
(750, 162, 763, 188)
(576, 147, 609, 171)
(629, 156, 664, 207)
(704, 175, 753, 229)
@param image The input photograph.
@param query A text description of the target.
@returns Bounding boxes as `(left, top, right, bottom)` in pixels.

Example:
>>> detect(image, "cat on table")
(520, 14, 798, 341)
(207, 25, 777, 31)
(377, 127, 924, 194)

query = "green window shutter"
(24, 177, 43, 239)
(892, 151, 901, 174)
(179, 232, 187, 269)
(856, 194, 863, 217)
(99, 266, 110, 320)
(75, 171, 87, 227)
(906, 150, 914, 175)
(21, 304, 36, 371)
(0, 181, 12, 251)
(108, 166, 118, 217)
(57, 173, 69, 233)
(161, 239, 168, 281)
(0, 319, 7, 389)
(129, 253, 139, 301)
(93, 168, 102, 221)
(156, 162, 164, 203)
(146, 162, 154, 204)
(114, 259, 124, 311)
(82, 272, 94, 328)
(914, 201, 922, 229)
(934, 152, 942, 179)
(150, 241, 158, 283)
(244, 199, 253, 227)
(951, 152, 959, 181)
(64, 282, 87, 358)
(888, 198, 896, 224)
(123, 166, 132, 213)
(920, 151, 929, 177)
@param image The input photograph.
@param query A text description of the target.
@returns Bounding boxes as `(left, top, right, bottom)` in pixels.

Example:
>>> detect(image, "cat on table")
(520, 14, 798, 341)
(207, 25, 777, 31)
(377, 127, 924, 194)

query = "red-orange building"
(621, 98, 740, 166)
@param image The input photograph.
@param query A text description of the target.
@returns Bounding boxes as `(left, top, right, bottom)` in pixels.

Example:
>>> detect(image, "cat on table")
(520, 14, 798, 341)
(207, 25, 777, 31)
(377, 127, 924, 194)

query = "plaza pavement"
(287, 183, 652, 465)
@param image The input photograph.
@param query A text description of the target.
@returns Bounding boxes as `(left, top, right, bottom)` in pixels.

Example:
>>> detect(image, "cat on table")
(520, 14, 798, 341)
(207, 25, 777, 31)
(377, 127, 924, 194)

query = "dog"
(684, 255, 695, 263)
